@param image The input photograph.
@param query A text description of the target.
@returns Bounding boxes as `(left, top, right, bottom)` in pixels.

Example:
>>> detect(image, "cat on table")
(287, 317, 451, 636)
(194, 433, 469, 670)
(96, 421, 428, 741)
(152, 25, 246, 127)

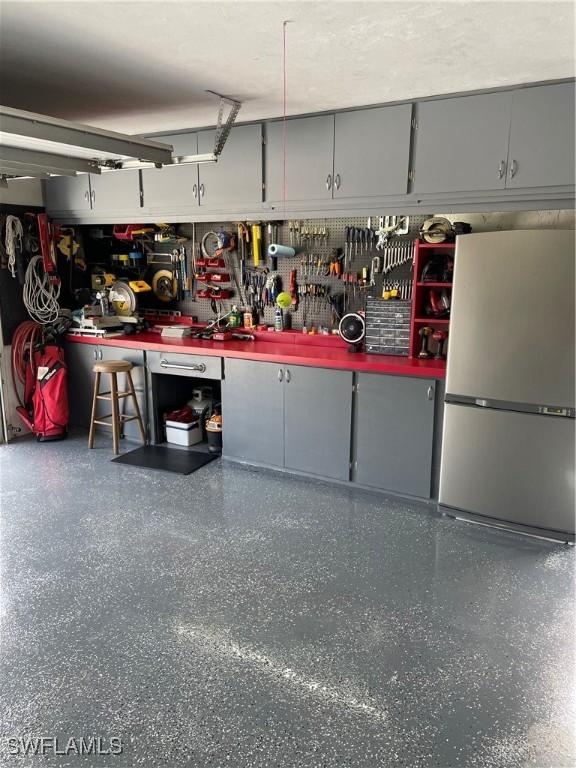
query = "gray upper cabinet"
(333, 105, 412, 197)
(141, 132, 198, 211)
(506, 82, 575, 189)
(197, 124, 263, 209)
(44, 175, 91, 214)
(413, 92, 512, 194)
(284, 366, 353, 480)
(354, 374, 436, 498)
(265, 115, 335, 202)
(222, 358, 285, 468)
(89, 170, 141, 213)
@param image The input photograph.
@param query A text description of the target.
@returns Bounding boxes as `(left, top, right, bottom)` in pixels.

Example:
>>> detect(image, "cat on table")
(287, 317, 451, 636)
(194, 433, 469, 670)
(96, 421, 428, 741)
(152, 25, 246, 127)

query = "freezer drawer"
(439, 403, 575, 535)
(147, 351, 222, 379)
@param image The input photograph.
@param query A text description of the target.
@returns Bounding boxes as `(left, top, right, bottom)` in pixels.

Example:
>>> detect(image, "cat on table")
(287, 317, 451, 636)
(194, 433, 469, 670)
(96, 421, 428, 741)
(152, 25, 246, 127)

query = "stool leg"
(110, 372, 120, 455)
(126, 370, 146, 444)
(88, 372, 101, 449)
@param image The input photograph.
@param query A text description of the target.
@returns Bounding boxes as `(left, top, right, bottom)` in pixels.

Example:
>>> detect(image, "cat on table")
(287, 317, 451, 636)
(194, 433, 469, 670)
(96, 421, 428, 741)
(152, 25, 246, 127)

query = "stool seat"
(88, 358, 145, 454)
(93, 360, 133, 374)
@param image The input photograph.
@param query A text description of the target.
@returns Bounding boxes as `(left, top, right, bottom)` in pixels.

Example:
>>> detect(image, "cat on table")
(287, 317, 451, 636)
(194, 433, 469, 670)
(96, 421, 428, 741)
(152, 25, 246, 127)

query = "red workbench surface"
(66, 329, 446, 379)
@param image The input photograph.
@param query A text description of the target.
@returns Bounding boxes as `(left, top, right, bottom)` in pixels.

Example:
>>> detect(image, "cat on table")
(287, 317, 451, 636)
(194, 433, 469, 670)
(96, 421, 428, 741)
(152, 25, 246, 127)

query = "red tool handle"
(37, 214, 60, 286)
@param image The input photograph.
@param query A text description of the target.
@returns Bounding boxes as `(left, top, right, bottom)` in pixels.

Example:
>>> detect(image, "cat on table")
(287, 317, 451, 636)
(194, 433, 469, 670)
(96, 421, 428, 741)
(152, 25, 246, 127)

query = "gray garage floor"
(0, 432, 574, 768)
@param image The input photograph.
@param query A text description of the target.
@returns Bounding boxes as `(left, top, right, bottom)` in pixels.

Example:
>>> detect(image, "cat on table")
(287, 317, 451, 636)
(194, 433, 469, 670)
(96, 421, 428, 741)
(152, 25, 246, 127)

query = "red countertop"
(66, 330, 446, 378)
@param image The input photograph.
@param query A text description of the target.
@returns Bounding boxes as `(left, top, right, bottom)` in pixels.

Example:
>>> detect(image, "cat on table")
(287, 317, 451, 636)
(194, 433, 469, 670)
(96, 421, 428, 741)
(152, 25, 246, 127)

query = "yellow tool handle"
(251, 224, 261, 267)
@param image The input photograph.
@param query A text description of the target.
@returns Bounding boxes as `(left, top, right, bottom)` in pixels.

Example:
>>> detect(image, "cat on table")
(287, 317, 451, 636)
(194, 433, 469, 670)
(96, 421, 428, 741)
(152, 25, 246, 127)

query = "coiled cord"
(5, 215, 23, 279)
(11, 321, 42, 408)
(23, 255, 61, 324)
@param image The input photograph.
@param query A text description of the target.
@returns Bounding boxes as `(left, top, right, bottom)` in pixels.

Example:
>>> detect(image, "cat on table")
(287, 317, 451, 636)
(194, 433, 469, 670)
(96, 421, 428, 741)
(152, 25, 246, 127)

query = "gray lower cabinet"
(65, 342, 146, 441)
(353, 374, 436, 498)
(197, 124, 263, 209)
(65, 342, 96, 429)
(283, 365, 352, 480)
(265, 115, 335, 202)
(222, 358, 285, 467)
(507, 82, 575, 189)
(98, 346, 147, 441)
(413, 92, 511, 194)
(141, 132, 199, 212)
(44, 175, 91, 214)
(222, 359, 353, 478)
(333, 105, 412, 198)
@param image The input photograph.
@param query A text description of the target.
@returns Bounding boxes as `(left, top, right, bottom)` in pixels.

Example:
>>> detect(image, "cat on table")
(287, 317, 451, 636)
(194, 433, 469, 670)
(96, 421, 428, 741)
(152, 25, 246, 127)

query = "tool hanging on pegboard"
(148, 214, 431, 331)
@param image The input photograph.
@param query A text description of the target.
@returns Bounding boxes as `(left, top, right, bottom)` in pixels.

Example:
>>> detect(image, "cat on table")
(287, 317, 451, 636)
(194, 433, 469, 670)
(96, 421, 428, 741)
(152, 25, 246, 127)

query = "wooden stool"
(88, 360, 146, 454)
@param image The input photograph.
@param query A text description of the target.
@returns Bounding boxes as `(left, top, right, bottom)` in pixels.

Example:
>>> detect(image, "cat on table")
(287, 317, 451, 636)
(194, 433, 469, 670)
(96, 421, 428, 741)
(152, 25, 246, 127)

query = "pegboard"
(146, 215, 431, 330)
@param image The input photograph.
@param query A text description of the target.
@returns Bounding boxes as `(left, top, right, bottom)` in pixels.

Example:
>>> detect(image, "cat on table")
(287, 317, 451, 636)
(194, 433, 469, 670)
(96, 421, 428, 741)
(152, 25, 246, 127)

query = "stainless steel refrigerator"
(439, 230, 575, 538)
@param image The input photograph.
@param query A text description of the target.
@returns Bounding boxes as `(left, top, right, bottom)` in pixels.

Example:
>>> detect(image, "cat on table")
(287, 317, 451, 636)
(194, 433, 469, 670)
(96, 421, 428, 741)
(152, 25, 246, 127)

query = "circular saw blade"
(110, 281, 137, 316)
(152, 269, 176, 303)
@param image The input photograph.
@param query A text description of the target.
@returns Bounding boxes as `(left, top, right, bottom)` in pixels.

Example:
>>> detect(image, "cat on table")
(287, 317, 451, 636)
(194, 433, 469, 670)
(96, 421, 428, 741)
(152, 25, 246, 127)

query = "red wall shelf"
(409, 240, 455, 358)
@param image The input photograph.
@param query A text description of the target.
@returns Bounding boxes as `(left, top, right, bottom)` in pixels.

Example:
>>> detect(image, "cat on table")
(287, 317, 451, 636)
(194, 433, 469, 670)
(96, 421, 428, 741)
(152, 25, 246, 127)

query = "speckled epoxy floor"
(0, 433, 574, 768)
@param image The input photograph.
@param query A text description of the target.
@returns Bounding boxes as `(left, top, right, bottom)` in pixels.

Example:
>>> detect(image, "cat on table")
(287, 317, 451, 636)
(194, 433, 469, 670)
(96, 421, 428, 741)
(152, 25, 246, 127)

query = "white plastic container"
(165, 419, 202, 447)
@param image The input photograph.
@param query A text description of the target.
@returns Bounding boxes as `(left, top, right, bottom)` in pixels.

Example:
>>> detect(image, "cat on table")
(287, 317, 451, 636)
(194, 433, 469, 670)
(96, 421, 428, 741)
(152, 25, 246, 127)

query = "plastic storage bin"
(165, 419, 202, 447)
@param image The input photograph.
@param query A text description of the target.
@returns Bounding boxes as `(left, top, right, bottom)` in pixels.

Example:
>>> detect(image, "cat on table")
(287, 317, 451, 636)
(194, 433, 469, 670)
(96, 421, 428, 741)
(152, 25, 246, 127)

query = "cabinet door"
(141, 132, 199, 211)
(99, 346, 147, 442)
(354, 374, 436, 498)
(265, 115, 335, 202)
(44, 175, 91, 214)
(333, 105, 412, 197)
(65, 342, 98, 428)
(222, 359, 284, 467)
(284, 366, 353, 480)
(413, 93, 511, 193)
(89, 170, 141, 213)
(197, 124, 263, 208)
(507, 83, 575, 189)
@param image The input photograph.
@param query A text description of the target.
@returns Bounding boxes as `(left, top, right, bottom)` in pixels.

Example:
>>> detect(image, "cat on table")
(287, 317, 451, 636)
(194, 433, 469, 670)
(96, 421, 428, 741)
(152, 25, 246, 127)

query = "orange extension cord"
(11, 321, 41, 408)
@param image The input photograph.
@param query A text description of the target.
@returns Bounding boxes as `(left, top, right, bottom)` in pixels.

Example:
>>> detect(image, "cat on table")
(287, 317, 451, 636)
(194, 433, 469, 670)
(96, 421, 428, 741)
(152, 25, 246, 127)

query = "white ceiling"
(0, 1, 574, 136)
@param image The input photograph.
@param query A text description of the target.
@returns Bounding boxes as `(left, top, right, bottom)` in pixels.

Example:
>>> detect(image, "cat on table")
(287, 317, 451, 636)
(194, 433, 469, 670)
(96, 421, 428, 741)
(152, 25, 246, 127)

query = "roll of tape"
(268, 243, 296, 258)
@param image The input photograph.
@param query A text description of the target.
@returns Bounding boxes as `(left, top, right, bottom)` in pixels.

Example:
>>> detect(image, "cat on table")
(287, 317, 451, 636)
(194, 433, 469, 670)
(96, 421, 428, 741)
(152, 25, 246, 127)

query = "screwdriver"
(344, 226, 351, 266)
(366, 228, 373, 254)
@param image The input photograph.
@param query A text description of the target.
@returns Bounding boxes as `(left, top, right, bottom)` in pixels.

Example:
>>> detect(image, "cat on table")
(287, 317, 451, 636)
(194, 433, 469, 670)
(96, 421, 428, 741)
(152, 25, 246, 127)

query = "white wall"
(435, 209, 575, 232)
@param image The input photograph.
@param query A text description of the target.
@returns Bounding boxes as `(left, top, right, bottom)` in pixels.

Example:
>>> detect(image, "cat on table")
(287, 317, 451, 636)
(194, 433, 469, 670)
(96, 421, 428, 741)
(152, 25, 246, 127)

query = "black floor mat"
(111, 445, 219, 475)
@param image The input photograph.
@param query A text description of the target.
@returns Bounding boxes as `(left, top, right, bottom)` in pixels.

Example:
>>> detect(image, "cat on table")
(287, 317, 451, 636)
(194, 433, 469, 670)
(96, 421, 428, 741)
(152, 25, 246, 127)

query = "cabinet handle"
(427, 385, 434, 400)
(509, 159, 517, 179)
(285, 368, 291, 383)
(84, 191, 89, 202)
(99, 350, 103, 360)
(334, 173, 341, 190)
(199, 183, 205, 198)
(278, 368, 283, 382)
(159, 359, 206, 373)
(192, 184, 198, 199)
(93, 348, 97, 360)
(498, 160, 506, 179)
(325, 174, 332, 191)
(91, 189, 96, 203)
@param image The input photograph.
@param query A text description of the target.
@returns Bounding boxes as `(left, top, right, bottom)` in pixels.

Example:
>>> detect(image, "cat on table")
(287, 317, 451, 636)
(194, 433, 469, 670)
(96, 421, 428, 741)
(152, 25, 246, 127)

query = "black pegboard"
(145, 215, 431, 330)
